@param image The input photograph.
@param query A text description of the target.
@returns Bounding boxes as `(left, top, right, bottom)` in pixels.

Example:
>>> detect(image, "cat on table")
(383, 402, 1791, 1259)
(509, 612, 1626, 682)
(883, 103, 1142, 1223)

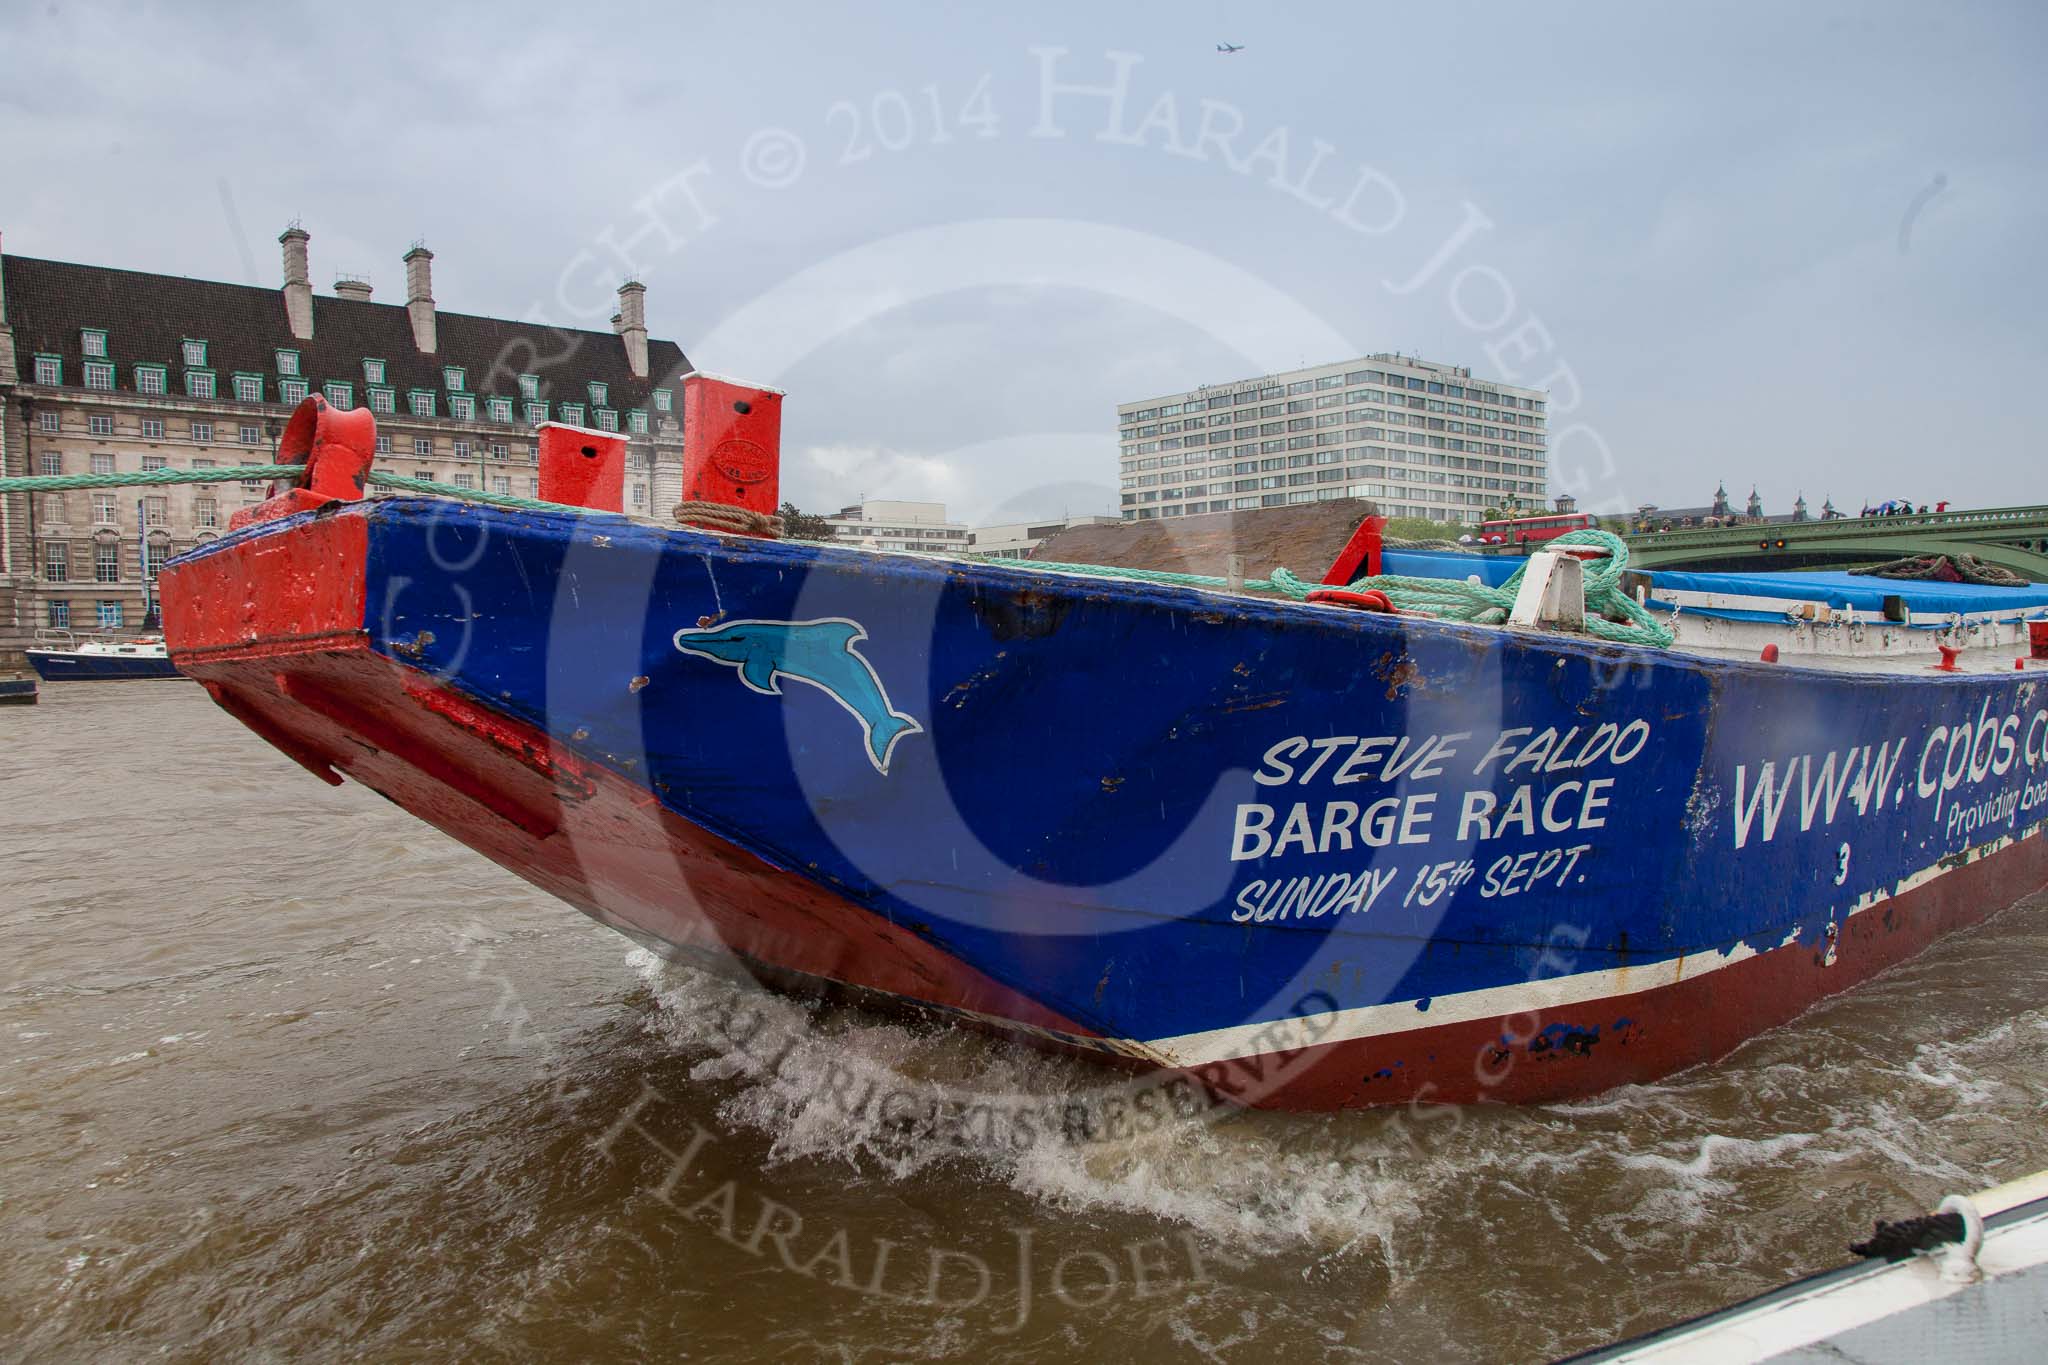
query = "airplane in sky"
(1216, 42, 1244, 53)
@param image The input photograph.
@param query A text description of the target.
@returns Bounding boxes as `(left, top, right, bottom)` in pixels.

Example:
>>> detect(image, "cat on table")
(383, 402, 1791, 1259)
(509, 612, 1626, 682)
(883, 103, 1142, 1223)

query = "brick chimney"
(280, 225, 314, 339)
(617, 280, 648, 378)
(403, 244, 436, 353)
(334, 274, 373, 302)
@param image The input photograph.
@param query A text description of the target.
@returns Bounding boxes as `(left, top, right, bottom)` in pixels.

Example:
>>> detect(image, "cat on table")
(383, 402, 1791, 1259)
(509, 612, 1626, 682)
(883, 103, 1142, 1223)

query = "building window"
(374, 435, 393, 455)
(192, 458, 214, 473)
(140, 418, 165, 440)
(88, 455, 115, 478)
(137, 366, 169, 396)
(363, 359, 386, 385)
(83, 361, 115, 391)
(39, 451, 61, 475)
(588, 382, 608, 407)
(142, 455, 166, 471)
(186, 370, 216, 399)
(524, 401, 547, 425)
(408, 390, 435, 418)
(232, 373, 263, 403)
(653, 388, 672, 412)
(368, 387, 396, 415)
(180, 339, 207, 366)
(89, 415, 113, 437)
(196, 497, 218, 528)
(452, 439, 471, 458)
(559, 403, 585, 427)
(98, 600, 124, 629)
(191, 421, 214, 443)
(525, 478, 538, 498)
(452, 472, 474, 490)
(80, 328, 108, 358)
(280, 379, 308, 405)
(443, 367, 466, 392)
(628, 409, 648, 435)
(45, 541, 75, 581)
(41, 493, 65, 523)
(95, 539, 120, 582)
(631, 484, 647, 509)
(38, 411, 60, 433)
(413, 437, 432, 456)
(323, 382, 353, 409)
(449, 394, 474, 421)
(239, 425, 260, 445)
(491, 475, 510, 495)
(487, 397, 512, 423)
(34, 354, 62, 385)
(276, 349, 300, 376)
(144, 496, 168, 527)
(517, 374, 539, 400)
(46, 600, 70, 629)
(595, 408, 618, 432)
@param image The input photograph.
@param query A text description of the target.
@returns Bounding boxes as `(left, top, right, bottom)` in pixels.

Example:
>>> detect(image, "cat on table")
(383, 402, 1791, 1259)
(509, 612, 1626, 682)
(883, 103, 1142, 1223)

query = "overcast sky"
(3, 1, 2042, 524)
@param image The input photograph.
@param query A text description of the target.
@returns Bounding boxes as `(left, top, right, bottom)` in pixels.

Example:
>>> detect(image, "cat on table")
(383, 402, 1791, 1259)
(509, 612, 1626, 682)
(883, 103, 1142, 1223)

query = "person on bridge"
(1936, 500, 1950, 513)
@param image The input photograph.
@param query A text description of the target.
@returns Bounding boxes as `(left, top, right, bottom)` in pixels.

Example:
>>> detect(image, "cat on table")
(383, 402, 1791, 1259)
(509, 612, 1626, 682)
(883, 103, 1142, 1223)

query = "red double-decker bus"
(1476, 512, 1593, 545)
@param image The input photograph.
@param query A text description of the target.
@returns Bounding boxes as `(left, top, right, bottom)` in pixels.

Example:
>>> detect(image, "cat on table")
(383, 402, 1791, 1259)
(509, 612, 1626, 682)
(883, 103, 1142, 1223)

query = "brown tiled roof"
(1, 253, 691, 411)
(1033, 500, 1378, 580)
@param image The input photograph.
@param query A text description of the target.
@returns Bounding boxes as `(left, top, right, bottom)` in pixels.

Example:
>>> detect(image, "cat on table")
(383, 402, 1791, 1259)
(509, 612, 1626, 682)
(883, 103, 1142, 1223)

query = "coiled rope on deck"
(1852, 553, 2028, 588)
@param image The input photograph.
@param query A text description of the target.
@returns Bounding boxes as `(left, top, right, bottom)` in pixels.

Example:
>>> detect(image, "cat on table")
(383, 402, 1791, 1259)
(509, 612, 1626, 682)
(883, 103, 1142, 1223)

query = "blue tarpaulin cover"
(1646, 567, 2048, 616)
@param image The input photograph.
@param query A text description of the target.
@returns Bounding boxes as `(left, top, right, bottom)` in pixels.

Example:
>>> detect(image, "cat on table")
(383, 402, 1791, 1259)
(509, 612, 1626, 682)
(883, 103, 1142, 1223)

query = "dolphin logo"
(671, 617, 923, 774)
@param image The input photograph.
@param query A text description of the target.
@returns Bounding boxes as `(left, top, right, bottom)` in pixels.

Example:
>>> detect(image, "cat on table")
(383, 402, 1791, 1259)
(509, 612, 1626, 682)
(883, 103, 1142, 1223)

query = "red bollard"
(1933, 643, 1962, 672)
(1760, 644, 1779, 663)
(1322, 513, 1386, 585)
(537, 422, 627, 511)
(679, 372, 783, 534)
(229, 394, 376, 530)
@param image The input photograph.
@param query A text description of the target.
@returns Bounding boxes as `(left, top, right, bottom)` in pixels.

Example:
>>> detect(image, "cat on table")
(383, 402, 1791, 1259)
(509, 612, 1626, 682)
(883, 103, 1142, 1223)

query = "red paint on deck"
(537, 423, 627, 512)
(2032, 621, 2048, 659)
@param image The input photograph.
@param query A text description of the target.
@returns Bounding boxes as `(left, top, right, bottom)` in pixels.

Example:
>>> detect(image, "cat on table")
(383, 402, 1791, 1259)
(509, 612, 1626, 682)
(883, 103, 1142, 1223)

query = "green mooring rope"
(0, 464, 593, 514)
(1013, 528, 1672, 648)
(0, 470, 1670, 646)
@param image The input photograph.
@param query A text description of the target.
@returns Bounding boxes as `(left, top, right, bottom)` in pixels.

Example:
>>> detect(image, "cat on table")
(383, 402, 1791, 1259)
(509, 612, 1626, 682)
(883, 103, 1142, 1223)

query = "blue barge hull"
(157, 499, 2048, 1109)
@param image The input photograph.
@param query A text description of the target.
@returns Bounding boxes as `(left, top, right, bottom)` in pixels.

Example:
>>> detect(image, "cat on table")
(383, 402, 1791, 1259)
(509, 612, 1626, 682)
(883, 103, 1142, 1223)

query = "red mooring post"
(2032, 620, 2048, 659)
(229, 394, 375, 530)
(678, 372, 783, 533)
(537, 422, 627, 511)
(1322, 512, 1387, 586)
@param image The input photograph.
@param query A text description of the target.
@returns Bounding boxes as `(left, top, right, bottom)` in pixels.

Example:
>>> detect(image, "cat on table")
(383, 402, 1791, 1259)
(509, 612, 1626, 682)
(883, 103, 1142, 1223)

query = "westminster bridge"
(1615, 503, 2048, 581)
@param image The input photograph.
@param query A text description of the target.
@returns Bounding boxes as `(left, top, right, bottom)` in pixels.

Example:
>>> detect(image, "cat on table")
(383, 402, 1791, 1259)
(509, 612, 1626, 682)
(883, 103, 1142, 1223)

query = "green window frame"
(628, 409, 649, 434)
(275, 348, 301, 377)
(184, 369, 216, 399)
(517, 374, 539, 400)
(653, 387, 672, 412)
(368, 387, 397, 415)
(363, 358, 387, 385)
(80, 328, 109, 359)
(32, 354, 62, 386)
(181, 338, 208, 367)
(588, 381, 608, 407)
(323, 381, 354, 409)
(135, 364, 168, 395)
(231, 372, 264, 403)
(443, 366, 466, 392)
(407, 389, 436, 418)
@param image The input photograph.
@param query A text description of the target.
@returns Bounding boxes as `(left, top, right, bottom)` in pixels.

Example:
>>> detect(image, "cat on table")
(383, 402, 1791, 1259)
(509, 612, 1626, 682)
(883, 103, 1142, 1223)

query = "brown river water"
(4, 681, 2046, 1362)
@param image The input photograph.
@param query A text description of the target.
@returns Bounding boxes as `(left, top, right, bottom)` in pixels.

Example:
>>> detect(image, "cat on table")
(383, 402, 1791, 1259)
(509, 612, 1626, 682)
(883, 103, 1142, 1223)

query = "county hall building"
(0, 225, 693, 664)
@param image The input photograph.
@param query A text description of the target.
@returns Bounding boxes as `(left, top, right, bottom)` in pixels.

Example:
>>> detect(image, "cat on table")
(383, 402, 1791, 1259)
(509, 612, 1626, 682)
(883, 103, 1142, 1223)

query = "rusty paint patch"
(392, 629, 435, 660)
(629, 675, 651, 693)
(697, 613, 723, 629)
(970, 587, 1072, 642)
(1101, 776, 1124, 793)
(1375, 652, 1421, 700)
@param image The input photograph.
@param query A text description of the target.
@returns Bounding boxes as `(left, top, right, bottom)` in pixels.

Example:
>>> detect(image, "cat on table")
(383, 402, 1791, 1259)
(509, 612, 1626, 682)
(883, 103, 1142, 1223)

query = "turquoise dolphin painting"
(671, 617, 923, 774)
